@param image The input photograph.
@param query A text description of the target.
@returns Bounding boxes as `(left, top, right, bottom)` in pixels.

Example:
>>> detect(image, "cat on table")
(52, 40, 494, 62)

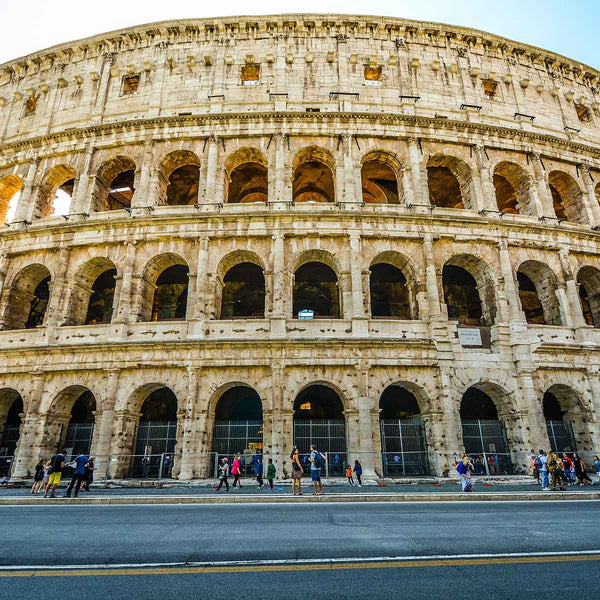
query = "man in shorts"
(45, 450, 66, 498)
(309, 444, 326, 496)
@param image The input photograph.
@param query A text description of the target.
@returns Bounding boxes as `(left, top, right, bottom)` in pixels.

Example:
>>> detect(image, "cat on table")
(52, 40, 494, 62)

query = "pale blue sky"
(0, 0, 598, 69)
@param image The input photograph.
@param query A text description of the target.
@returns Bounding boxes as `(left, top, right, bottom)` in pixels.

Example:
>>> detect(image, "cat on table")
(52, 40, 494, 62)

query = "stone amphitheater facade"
(1, 14, 600, 481)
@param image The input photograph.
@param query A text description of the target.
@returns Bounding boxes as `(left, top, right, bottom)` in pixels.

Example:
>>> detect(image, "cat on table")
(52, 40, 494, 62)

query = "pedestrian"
(345, 464, 355, 486)
(548, 453, 566, 491)
(538, 450, 549, 491)
(456, 453, 473, 492)
(290, 447, 303, 496)
(267, 458, 276, 489)
(561, 453, 574, 484)
(41, 460, 51, 495)
(163, 454, 173, 478)
(81, 456, 95, 492)
(216, 457, 229, 492)
(231, 455, 242, 488)
(44, 450, 67, 498)
(255, 456, 264, 488)
(572, 453, 593, 485)
(309, 444, 326, 496)
(531, 453, 540, 484)
(65, 451, 89, 498)
(593, 455, 600, 483)
(31, 458, 45, 494)
(353, 460, 363, 487)
(141, 455, 150, 479)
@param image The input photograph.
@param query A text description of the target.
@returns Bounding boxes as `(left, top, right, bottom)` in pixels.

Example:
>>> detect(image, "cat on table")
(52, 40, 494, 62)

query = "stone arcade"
(0, 15, 600, 481)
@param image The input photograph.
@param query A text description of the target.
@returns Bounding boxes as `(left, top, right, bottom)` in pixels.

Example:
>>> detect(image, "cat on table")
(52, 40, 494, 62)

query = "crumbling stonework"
(0, 15, 599, 480)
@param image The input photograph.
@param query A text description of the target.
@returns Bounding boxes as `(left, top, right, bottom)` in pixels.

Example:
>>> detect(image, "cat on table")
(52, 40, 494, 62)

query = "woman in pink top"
(231, 455, 243, 488)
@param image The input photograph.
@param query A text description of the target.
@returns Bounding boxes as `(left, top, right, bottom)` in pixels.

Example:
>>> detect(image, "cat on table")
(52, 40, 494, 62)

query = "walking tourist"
(353, 460, 363, 487)
(216, 457, 229, 492)
(31, 458, 45, 494)
(593, 455, 600, 483)
(456, 453, 473, 492)
(141, 455, 150, 478)
(290, 447, 303, 496)
(548, 452, 566, 491)
(41, 460, 51, 495)
(65, 452, 89, 498)
(267, 458, 276, 489)
(573, 453, 593, 485)
(163, 454, 173, 478)
(538, 450, 549, 490)
(44, 450, 67, 498)
(309, 444, 326, 496)
(561, 453, 575, 484)
(81, 456, 95, 492)
(231, 455, 243, 488)
(255, 456, 264, 488)
(531, 454, 540, 484)
(345, 464, 355, 486)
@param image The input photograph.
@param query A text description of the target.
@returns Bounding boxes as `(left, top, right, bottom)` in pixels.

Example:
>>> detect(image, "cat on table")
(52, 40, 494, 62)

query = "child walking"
(345, 464, 355, 486)
(266, 458, 276, 489)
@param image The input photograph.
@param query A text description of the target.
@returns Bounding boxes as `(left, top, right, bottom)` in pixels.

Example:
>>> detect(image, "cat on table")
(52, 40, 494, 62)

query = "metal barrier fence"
(0, 455, 14, 478)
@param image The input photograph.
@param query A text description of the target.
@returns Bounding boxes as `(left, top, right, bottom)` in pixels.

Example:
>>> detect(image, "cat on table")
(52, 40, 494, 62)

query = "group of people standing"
(31, 450, 96, 498)
(532, 450, 599, 491)
(216, 454, 277, 492)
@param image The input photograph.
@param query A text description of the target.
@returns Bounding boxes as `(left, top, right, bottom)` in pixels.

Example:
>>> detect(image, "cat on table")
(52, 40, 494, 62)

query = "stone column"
(108, 410, 142, 478)
(113, 242, 137, 324)
(0, 252, 9, 301)
(188, 236, 209, 337)
(558, 248, 586, 329)
(178, 367, 201, 480)
(344, 408, 361, 466)
(580, 164, 600, 227)
(270, 232, 286, 337)
(70, 145, 95, 215)
(356, 365, 377, 478)
(45, 246, 71, 327)
(271, 133, 291, 208)
(407, 138, 427, 205)
(14, 159, 40, 223)
(90, 369, 120, 479)
(131, 141, 156, 209)
(515, 369, 549, 453)
(400, 165, 415, 205)
(349, 233, 368, 336)
(531, 153, 555, 217)
(585, 369, 600, 450)
(204, 135, 221, 205)
(498, 239, 526, 323)
(422, 234, 442, 318)
(474, 145, 497, 212)
(342, 134, 360, 206)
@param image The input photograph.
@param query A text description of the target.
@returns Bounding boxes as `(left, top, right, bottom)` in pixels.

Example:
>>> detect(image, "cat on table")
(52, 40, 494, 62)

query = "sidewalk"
(2, 479, 599, 505)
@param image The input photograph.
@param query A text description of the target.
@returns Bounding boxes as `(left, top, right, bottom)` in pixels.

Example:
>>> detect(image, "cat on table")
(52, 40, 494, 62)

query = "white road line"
(1, 550, 600, 571)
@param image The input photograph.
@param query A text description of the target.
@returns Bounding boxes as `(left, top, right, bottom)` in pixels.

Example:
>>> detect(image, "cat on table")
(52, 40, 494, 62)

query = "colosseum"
(0, 14, 599, 482)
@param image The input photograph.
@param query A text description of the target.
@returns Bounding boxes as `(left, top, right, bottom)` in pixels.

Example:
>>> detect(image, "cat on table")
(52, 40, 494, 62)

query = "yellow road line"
(1, 554, 599, 578)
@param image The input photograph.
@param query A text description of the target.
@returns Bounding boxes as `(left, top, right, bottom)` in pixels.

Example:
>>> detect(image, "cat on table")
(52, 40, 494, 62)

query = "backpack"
(534, 457, 542, 468)
(314, 452, 325, 468)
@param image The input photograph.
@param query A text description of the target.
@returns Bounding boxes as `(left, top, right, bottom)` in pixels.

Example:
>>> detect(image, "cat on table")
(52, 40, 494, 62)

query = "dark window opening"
(442, 266, 482, 325)
(84, 269, 117, 325)
(293, 161, 334, 203)
(215, 387, 262, 421)
(227, 163, 268, 203)
(460, 388, 498, 420)
(166, 165, 200, 206)
(493, 173, 518, 213)
(108, 170, 135, 210)
(152, 265, 189, 321)
(140, 388, 178, 421)
(516, 271, 545, 324)
(294, 385, 344, 420)
(220, 263, 265, 318)
(369, 263, 410, 318)
(483, 79, 497, 99)
(293, 262, 339, 318)
(575, 104, 591, 123)
(428, 166, 464, 208)
(379, 386, 420, 419)
(122, 75, 140, 95)
(25, 276, 50, 329)
(361, 160, 399, 204)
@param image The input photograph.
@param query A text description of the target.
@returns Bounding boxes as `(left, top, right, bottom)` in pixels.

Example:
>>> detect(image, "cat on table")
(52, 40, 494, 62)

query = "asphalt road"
(1, 501, 599, 599)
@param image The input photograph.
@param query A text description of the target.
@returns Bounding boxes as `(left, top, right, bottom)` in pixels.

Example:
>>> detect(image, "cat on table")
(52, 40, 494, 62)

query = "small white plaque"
(458, 328, 482, 346)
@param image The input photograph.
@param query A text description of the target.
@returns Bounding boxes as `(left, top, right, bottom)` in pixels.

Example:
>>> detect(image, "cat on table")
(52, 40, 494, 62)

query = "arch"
(0, 389, 23, 473)
(577, 266, 600, 327)
(548, 170, 585, 223)
(493, 161, 533, 215)
(35, 164, 77, 219)
(2, 264, 51, 330)
(293, 261, 340, 318)
(516, 260, 562, 325)
(159, 150, 201, 206)
(0, 174, 22, 224)
(225, 147, 268, 204)
(292, 146, 335, 203)
(369, 262, 415, 319)
(361, 151, 402, 204)
(219, 262, 266, 319)
(93, 156, 136, 212)
(427, 154, 475, 210)
(138, 253, 189, 322)
(595, 182, 600, 206)
(64, 257, 117, 326)
(442, 255, 497, 326)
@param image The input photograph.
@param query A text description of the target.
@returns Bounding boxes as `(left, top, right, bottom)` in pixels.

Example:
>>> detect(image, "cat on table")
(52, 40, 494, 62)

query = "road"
(1, 501, 598, 599)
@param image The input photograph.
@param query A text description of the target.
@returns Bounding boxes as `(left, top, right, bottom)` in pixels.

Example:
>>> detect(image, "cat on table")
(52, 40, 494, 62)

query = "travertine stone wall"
(0, 15, 600, 479)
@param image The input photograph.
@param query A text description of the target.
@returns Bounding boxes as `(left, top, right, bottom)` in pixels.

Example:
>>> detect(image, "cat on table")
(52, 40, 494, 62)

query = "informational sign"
(458, 328, 482, 346)
(298, 309, 314, 320)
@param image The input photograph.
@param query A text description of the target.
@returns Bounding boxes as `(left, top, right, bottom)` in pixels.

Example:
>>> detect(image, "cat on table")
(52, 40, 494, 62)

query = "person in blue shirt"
(255, 457, 264, 488)
(64, 452, 89, 498)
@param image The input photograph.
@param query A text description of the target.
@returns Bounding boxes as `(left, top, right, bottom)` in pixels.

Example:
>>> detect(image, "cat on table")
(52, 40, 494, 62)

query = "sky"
(0, 0, 598, 69)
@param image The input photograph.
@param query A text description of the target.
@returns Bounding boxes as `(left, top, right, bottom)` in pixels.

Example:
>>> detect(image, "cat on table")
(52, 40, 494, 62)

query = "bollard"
(157, 453, 165, 487)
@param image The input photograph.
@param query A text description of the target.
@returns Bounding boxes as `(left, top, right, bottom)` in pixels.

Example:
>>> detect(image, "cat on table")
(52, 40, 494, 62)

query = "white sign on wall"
(458, 328, 482, 346)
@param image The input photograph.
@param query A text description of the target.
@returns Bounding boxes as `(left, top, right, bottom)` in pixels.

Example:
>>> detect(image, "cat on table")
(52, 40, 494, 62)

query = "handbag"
(292, 460, 302, 471)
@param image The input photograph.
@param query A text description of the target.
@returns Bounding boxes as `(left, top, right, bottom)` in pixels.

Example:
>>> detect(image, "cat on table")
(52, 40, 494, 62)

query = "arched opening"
(293, 262, 340, 318)
(211, 386, 263, 473)
(379, 385, 429, 476)
(0, 390, 23, 477)
(427, 155, 474, 209)
(92, 156, 136, 212)
(516, 261, 562, 325)
(361, 155, 400, 204)
(548, 170, 585, 223)
(493, 162, 533, 215)
(543, 385, 592, 453)
(292, 147, 335, 203)
(460, 385, 513, 475)
(369, 263, 411, 319)
(443, 265, 484, 325)
(577, 266, 600, 327)
(0, 174, 22, 224)
(64, 390, 96, 458)
(84, 269, 117, 325)
(293, 384, 346, 475)
(160, 150, 201, 206)
(35, 164, 76, 219)
(2, 264, 51, 330)
(595, 182, 600, 207)
(152, 265, 189, 322)
(134, 387, 178, 478)
(220, 262, 265, 319)
(226, 148, 268, 204)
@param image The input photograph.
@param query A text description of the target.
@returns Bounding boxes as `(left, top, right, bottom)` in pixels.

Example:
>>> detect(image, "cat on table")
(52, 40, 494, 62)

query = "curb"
(1, 491, 598, 506)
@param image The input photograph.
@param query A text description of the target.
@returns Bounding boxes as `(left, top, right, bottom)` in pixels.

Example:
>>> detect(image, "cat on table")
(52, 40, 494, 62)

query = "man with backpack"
(309, 444, 326, 496)
(44, 450, 67, 498)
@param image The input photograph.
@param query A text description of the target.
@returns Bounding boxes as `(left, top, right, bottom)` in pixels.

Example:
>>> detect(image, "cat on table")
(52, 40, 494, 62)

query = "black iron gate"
(133, 420, 177, 478)
(461, 419, 513, 475)
(64, 422, 95, 457)
(293, 419, 346, 475)
(380, 417, 430, 476)
(0, 424, 19, 477)
(546, 420, 577, 453)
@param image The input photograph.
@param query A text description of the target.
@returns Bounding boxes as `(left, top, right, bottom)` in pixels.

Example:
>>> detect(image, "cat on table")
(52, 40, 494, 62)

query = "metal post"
(325, 451, 329, 484)
(213, 452, 218, 486)
(104, 454, 111, 485)
(478, 420, 491, 481)
(433, 451, 441, 483)
(157, 453, 165, 486)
